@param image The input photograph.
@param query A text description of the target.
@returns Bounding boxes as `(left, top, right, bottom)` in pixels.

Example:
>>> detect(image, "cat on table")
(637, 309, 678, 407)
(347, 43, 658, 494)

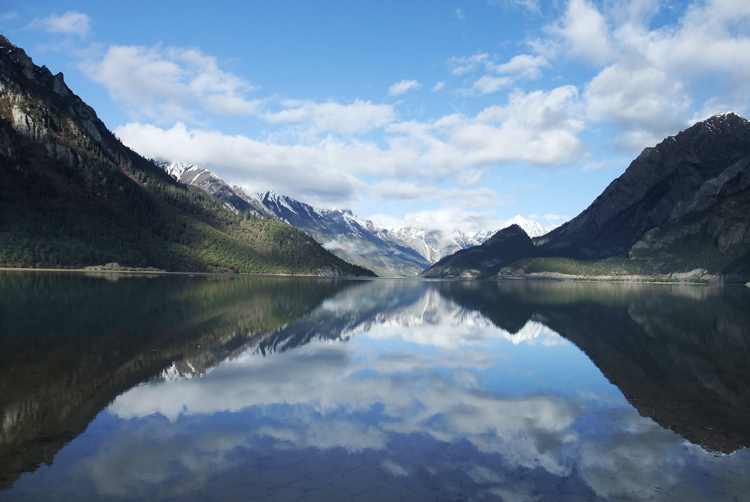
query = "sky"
(2, 0, 750, 234)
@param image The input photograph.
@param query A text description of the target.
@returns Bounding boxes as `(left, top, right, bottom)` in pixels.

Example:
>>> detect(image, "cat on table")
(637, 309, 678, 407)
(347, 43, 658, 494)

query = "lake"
(1, 271, 749, 501)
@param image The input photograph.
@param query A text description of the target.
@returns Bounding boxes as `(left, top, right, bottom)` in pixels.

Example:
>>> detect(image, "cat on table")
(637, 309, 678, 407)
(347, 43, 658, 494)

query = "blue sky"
(3, 1, 750, 233)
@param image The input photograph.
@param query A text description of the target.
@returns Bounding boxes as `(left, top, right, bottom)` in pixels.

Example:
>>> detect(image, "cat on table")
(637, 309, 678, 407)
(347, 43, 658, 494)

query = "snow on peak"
(500, 215, 547, 238)
(158, 161, 200, 180)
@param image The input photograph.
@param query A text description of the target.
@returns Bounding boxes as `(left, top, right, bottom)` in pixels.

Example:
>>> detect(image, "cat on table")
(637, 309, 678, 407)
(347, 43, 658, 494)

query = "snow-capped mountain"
(157, 161, 275, 218)
(501, 215, 552, 238)
(254, 191, 432, 277)
(386, 228, 489, 264)
(388, 216, 556, 264)
(157, 162, 556, 276)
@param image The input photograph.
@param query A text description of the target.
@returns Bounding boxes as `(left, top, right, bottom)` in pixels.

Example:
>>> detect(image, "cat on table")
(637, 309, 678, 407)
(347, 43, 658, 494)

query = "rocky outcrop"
(423, 113, 750, 281)
(0, 35, 174, 185)
(538, 113, 750, 260)
(422, 225, 534, 278)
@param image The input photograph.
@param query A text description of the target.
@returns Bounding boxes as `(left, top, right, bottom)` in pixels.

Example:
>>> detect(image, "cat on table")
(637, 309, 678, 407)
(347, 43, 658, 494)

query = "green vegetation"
(0, 117, 373, 275)
(515, 256, 652, 277)
(0, 48, 374, 276)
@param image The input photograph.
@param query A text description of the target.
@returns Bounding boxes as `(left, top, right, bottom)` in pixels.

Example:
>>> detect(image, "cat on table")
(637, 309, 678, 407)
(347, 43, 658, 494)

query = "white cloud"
(115, 122, 362, 207)
(263, 99, 395, 134)
(447, 53, 489, 75)
(82, 44, 258, 122)
(451, 53, 548, 95)
(473, 75, 512, 94)
(543, 213, 570, 226)
(584, 61, 690, 149)
(1, 11, 19, 23)
(369, 207, 507, 235)
(117, 82, 586, 213)
(501, 0, 541, 13)
(388, 79, 422, 96)
(41, 11, 91, 38)
(456, 8, 466, 20)
(632, 1, 750, 82)
(432, 81, 446, 91)
(374, 182, 503, 209)
(445, 86, 585, 166)
(487, 54, 547, 79)
(552, 0, 613, 65)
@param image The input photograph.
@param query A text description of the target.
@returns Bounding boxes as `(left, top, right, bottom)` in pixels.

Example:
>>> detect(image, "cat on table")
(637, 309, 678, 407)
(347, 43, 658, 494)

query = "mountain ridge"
(423, 112, 750, 282)
(0, 35, 374, 276)
(159, 161, 555, 276)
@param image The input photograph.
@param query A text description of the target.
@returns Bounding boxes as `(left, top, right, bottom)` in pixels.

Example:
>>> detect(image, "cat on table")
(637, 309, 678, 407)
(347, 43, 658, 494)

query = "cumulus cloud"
(263, 99, 395, 134)
(487, 54, 548, 79)
(515, 0, 750, 152)
(116, 82, 586, 213)
(369, 207, 507, 236)
(41, 11, 91, 38)
(115, 122, 362, 207)
(82, 44, 259, 122)
(444, 86, 585, 166)
(640, 0, 750, 80)
(388, 79, 422, 96)
(584, 60, 691, 148)
(473, 75, 512, 94)
(548, 0, 613, 65)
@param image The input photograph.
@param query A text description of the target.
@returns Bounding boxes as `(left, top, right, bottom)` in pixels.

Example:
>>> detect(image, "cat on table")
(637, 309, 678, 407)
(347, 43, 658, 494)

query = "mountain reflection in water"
(1, 272, 749, 501)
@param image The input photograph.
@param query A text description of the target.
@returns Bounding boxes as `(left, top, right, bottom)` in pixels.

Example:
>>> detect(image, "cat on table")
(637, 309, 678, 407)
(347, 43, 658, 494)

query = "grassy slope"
(0, 119, 374, 275)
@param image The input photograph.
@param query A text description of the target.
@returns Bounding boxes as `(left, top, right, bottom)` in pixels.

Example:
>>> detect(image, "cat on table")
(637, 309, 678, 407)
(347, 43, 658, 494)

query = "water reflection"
(2, 273, 750, 501)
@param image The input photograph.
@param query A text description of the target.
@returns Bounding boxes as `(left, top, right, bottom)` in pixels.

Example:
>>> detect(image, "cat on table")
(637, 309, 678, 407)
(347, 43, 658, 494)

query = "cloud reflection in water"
(95, 282, 750, 501)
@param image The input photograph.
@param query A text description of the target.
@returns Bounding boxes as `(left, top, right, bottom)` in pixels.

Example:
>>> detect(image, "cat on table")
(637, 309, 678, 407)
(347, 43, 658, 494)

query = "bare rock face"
(541, 113, 750, 260)
(0, 35, 174, 185)
(423, 113, 750, 281)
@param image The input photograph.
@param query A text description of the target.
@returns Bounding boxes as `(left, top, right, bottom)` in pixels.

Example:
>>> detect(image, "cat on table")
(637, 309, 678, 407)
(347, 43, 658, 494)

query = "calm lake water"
(1, 271, 750, 501)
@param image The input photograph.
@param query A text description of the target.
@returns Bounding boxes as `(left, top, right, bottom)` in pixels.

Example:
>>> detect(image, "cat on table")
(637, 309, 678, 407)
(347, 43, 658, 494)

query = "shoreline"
(3, 267, 746, 285)
(0, 267, 374, 278)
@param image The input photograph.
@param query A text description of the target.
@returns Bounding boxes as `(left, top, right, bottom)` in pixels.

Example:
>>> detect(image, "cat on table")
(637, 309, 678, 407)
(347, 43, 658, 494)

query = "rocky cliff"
(539, 113, 750, 260)
(423, 113, 750, 281)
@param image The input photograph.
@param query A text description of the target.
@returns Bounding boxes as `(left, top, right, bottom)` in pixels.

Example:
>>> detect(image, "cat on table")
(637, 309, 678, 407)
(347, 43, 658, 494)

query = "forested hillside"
(0, 35, 374, 276)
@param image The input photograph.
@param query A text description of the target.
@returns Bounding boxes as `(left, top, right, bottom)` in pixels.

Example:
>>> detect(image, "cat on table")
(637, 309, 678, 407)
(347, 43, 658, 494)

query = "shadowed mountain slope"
(424, 113, 750, 281)
(0, 35, 373, 276)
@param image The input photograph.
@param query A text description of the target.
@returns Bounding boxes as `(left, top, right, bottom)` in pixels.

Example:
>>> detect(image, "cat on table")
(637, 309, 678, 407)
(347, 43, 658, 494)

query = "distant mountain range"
(159, 161, 555, 276)
(424, 112, 750, 282)
(0, 35, 373, 276)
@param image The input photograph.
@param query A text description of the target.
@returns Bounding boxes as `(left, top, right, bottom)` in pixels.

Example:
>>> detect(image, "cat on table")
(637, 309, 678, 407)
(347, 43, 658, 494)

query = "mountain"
(389, 215, 552, 264)
(0, 35, 373, 276)
(157, 161, 554, 276)
(254, 191, 431, 276)
(254, 192, 553, 274)
(424, 113, 750, 282)
(158, 161, 275, 218)
(423, 224, 536, 278)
